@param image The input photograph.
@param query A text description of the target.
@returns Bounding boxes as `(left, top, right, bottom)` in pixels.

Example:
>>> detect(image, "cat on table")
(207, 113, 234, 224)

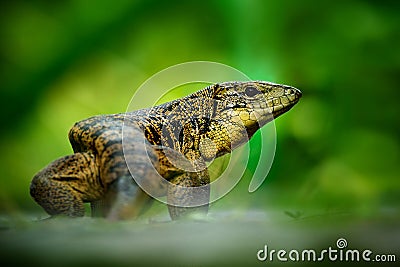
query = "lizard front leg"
(91, 137, 166, 220)
(167, 170, 210, 220)
(91, 175, 152, 220)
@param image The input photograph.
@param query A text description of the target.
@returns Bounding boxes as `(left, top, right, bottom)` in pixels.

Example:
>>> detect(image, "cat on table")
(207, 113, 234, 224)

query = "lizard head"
(212, 81, 302, 136)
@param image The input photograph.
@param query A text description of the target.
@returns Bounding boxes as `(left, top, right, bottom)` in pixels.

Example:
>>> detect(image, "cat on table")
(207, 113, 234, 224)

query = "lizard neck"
(136, 85, 261, 161)
(205, 119, 256, 159)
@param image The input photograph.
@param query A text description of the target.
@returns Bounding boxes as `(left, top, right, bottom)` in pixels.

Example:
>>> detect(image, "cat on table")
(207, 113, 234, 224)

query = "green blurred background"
(0, 0, 399, 266)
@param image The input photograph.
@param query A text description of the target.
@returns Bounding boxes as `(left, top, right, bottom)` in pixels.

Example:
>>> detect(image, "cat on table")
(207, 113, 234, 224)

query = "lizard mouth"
(267, 87, 302, 119)
(272, 97, 300, 119)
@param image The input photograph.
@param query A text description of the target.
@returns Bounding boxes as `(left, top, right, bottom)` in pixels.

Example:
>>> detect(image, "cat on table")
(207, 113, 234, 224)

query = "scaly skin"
(30, 81, 302, 220)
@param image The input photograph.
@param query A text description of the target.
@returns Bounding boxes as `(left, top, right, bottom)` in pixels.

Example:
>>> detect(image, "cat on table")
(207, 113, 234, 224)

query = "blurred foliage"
(0, 0, 399, 222)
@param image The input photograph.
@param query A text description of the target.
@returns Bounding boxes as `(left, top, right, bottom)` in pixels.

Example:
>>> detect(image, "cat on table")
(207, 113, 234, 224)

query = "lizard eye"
(244, 86, 260, 97)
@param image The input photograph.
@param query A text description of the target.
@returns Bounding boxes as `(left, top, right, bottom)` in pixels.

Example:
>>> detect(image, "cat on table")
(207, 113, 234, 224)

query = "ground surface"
(1, 208, 398, 267)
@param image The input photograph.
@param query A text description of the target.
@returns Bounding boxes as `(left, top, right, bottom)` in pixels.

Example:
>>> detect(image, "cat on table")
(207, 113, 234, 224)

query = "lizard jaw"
(266, 87, 302, 119)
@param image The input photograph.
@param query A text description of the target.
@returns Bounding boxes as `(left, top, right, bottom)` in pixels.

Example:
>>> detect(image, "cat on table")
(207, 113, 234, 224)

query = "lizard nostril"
(296, 89, 302, 98)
